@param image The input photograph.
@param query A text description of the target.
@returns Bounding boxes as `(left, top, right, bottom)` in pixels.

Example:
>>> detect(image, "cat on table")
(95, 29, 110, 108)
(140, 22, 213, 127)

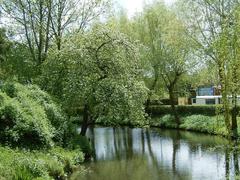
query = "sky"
(117, 0, 177, 17)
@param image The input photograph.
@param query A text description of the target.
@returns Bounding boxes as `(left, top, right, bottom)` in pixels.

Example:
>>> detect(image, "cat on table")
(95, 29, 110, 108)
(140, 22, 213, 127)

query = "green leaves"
(0, 146, 84, 179)
(0, 82, 66, 147)
(43, 25, 148, 126)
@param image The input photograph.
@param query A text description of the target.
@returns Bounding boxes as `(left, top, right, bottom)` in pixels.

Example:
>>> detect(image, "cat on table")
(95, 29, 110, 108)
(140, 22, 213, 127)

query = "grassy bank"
(150, 114, 235, 136)
(0, 146, 84, 180)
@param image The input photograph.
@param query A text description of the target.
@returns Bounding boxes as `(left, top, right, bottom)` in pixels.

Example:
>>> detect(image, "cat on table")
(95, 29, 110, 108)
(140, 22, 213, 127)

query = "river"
(71, 127, 239, 180)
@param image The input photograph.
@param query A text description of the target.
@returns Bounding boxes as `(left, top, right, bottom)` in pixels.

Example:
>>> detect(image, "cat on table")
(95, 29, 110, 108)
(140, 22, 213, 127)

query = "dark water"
(71, 127, 240, 180)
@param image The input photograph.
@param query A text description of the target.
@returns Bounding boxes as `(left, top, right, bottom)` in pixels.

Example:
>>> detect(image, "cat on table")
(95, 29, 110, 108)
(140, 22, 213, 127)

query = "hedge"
(148, 105, 218, 116)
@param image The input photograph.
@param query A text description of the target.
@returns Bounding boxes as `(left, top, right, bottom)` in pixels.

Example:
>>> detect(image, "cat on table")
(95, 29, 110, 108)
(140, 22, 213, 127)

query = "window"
(206, 99, 215, 105)
(198, 87, 214, 96)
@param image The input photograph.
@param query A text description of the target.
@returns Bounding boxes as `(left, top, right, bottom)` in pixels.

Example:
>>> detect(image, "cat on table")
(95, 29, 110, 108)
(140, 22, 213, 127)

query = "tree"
(158, 10, 193, 127)
(127, 1, 193, 126)
(0, 0, 110, 66)
(1, 0, 52, 65)
(50, 0, 110, 50)
(177, 0, 240, 138)
(42, 25, 148, 136)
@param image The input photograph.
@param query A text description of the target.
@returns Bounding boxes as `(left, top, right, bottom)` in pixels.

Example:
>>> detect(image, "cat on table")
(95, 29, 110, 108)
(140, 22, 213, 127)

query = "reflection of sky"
(86, 127, 237, 180)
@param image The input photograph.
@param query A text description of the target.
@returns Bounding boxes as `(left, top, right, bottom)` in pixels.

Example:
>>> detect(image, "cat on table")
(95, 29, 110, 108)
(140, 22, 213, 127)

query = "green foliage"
(180, 115, 228, 135)
(151, 114, 177, 128)
(41, 25, 148, 126)
(68, 135, 92, 155)
(0, 28, 12, 79)
(6, 43, 38, 81)
(0, 82, 67, 147)
(151, 114, 231, 136)
(0, 146, 84, 180)
(0, 30, 36, 82)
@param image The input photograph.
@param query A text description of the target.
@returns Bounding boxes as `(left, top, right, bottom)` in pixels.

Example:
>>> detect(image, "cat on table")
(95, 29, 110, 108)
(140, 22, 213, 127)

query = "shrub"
(0, 146, 84, 180)
(0, 82, 66, 147)
(150, 114, 231, 136)
(68, 135, 92, 158)
(150, 115, 177, 128)
(180, 115, 228, 135)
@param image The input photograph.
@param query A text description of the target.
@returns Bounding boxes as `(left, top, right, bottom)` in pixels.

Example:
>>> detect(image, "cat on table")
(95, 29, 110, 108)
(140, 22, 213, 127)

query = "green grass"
(0, 146, 84, 180)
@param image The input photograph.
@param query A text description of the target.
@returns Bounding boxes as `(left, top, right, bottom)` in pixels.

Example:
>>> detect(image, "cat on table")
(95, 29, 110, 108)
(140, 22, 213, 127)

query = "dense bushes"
(0, 146, 84, 180)
(0, 82, 92, 179)
(148, 105, 217, 116)
(0, 82, 67, 147)
(180, 115, 228, 135)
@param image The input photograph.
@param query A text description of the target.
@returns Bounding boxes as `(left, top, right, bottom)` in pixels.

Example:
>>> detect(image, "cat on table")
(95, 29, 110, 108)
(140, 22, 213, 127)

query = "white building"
(192, 96, 240, 105)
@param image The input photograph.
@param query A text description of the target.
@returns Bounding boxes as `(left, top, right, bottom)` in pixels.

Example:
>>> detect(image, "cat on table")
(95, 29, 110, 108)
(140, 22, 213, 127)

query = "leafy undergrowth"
(0, 82, 67, 148)
(0, 146, 84, 180)
(150, 114, 236, 136)
(0, 82, 89, 179)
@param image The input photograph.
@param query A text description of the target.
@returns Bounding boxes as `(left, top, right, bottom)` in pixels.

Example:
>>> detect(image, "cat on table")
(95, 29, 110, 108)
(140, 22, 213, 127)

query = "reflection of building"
(191, 85, 240, 105)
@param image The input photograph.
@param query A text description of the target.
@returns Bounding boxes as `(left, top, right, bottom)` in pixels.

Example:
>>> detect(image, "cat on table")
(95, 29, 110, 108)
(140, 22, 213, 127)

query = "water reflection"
(71, 127, 240, 180)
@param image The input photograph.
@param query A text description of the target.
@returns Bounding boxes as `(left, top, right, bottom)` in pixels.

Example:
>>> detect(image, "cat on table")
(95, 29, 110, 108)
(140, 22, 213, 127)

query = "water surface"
(71, 127, 239, 180)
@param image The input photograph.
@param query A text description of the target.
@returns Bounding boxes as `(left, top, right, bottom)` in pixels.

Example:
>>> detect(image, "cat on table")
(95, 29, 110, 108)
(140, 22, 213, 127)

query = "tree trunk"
(145, 75, 158, 115)
(231, 65, 238, 139)
(169, 87, 180, 128)
(231, 92, 238, 139)
(218, 63, 231, 136)
(80, 104, 90, 136)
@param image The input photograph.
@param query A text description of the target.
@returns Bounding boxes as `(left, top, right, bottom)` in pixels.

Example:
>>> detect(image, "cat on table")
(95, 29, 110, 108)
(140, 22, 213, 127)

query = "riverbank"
(87, 114, 232, 138)
(150, 114, 234, 137)
(0, 146, 84, 180)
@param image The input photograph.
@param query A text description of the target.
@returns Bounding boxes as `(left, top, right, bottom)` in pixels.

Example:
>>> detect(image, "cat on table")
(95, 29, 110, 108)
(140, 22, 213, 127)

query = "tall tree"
(43, 25, 148, 136)
(0, 0, 110, 64)
(178, 0, 240, 138)
(1, 0, 52, 65)
(128, 1, 193, 126)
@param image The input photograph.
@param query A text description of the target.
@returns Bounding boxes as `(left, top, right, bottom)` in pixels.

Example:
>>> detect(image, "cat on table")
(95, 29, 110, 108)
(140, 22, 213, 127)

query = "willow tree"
(218, 5, 240, 138)
(130, 2, 168, 113)
(128, 1, 193, 126)
(178, 0, 240, 138)
(159, 18, 192, 127)
(43, 25, 148, 136)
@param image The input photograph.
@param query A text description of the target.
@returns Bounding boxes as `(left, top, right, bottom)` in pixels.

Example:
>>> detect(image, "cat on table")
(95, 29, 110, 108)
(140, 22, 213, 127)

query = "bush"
(150, 115, 177, 128)
(180, 115, 228, 135)
(150, 114, 231, 136)
(0, 82, 66, 147)
(0, 146, 84, 180)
